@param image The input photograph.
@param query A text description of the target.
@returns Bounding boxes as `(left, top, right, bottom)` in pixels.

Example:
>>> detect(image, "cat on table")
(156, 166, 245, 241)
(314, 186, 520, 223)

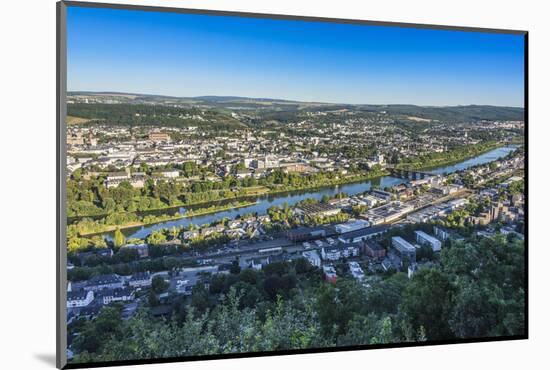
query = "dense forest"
(70, 233, 525, 363)
(67, 103, 247, 130)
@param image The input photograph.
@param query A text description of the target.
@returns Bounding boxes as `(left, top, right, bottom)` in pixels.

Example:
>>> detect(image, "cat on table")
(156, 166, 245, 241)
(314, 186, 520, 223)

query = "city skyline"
(67, 7, 525, 107)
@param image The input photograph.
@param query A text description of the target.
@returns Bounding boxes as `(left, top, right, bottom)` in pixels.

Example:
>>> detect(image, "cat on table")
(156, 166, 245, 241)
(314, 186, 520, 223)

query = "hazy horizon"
(67, 90, 525, 109)
(67, 7, 525, 107)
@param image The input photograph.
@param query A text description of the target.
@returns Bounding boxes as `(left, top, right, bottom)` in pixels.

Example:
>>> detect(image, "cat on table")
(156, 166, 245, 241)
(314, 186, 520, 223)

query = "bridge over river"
(386, 167, 436, 181)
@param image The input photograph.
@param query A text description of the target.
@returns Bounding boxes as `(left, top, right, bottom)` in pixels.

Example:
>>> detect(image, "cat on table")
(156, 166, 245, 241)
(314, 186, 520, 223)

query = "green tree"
(113, 228, 125, 248)
(147, 230, 167, 245)
(152, 275, 168, 293)
(400, 269, 455, 340)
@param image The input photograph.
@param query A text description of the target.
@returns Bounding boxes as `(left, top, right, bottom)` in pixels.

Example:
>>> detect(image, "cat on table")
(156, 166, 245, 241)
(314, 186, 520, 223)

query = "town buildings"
(323, 265, 337, 284)
(349, 261, 365, 280)
(415, 230, 442, 252)
(128, 272, 152, 288)
(67, 290, 94, 308)
(391, 236, 417, 262)
(148, 131, 170, 142)
(302, 250, 321, 267)
(84, 274, 124, 292)
(433, 225, 450, 241)
(361, 202, 414, 225)
(334, 219, 370, 234)
(97, 287, 135, 305)
(294, 203, 341, 218)
(363, 239, 387, 259)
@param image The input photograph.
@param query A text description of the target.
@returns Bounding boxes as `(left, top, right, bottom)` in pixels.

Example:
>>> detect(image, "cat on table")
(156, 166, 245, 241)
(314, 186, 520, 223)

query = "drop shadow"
(34, 353, 57, 367)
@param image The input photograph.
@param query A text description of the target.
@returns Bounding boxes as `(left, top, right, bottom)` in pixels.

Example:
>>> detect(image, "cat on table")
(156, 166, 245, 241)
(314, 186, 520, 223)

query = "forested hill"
(355, 105, 525, 122)
(67, 92, 525, 125)
(66, 103, 248, 130)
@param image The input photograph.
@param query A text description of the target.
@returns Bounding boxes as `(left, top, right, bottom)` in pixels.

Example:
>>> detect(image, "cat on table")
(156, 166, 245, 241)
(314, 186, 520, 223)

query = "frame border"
(56, 1, 529, 369)
(62, 0, 528, 34)
(57, 1, 68, 368)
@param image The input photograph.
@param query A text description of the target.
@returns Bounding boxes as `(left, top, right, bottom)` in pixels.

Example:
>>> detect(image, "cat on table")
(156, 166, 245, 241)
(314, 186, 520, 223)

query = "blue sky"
(67, 6, 525, 107)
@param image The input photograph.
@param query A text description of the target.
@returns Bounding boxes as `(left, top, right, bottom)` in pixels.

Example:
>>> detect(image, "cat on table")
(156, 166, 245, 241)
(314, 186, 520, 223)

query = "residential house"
(323, 265, 337, 284)
(348, 261, 365, 280)
(84, 274, 124, 291)
(97, 287, 135, 305)
(128, 272, 152, 288)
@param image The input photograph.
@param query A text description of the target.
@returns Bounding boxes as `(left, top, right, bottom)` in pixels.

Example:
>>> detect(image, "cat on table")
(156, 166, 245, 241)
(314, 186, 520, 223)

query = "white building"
(348, 261, 365, 280)
(335, 219, 370, 234)
(104, 172, 130, 188)
(161, 170, 180, 178)
(67, 290, 94, 308)
(448, 198, 467, 209)
(415, 230, 442, 252)
(99, 288, 135, 305)
(363, 195, 380, 207)
(321, 246, 341, 261)
(302, 250, 321, 267)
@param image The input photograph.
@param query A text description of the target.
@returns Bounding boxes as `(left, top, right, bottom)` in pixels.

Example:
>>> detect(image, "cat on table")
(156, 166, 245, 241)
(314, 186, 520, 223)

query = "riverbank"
(264, 170, 390, 196)
(76, 200, 258, 237)
(92, 145, 517, 241)
(396, 141, 505, 171)
(69, 143, 516, 240)
(68, 170, 389, 223)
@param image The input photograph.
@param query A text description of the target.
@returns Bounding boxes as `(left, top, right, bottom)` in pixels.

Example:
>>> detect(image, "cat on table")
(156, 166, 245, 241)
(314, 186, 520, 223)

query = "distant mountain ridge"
(68, 91, 325, 105)
(68, 91, 524, 109)
(67, 91, 525, 122)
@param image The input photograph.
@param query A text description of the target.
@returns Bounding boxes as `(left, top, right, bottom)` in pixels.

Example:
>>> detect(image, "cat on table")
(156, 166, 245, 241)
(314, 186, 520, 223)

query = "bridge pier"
(389, 168, 433, 181)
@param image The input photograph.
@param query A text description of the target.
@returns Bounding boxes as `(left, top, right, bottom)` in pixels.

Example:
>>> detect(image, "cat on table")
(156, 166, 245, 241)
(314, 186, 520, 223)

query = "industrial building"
(334, 219, 370, 234)
(337, 225, 389, 244)
(287, 226, 328, 242)
(294, 202, 341, 217)
(361, 202, 414, 225)
(371, 189, 393, 201)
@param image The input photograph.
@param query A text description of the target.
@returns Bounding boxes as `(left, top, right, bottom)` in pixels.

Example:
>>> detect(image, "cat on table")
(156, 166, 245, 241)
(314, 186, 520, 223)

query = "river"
(106, 145, 518, 240)
(427, 146, 519, 175)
